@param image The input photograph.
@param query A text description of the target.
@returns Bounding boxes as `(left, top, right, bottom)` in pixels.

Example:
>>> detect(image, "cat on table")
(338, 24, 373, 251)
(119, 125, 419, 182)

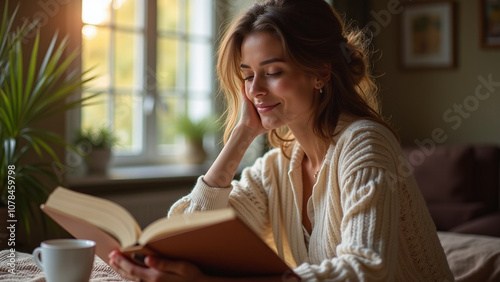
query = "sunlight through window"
(82, 0, 111, 25)
(80, 0, 215, 165)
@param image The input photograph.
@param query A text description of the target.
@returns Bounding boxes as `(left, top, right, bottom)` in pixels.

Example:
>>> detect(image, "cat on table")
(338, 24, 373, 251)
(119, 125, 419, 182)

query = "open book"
(41, 187, 296, 278)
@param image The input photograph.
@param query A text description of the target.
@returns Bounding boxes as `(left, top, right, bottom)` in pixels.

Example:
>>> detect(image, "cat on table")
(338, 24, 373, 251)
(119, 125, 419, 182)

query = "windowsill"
(65, 163, 211, 195)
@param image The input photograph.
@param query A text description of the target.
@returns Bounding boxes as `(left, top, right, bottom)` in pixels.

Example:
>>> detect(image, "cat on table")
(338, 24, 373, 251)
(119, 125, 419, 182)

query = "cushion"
(438, 232, 500, 282)
(428, 202, 486, 231)
(450, 213, 500, 237)
(471, 146, 500, 212)
(403, 145, 475, 203)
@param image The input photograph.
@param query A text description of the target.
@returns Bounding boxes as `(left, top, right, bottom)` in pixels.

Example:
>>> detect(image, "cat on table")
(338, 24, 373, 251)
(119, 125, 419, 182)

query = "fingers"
(238, 82, 267, 136)
(109, 251, 151, 281)
(145, 256, 200, 277)
(240, 82, 253, 112)
(109, 251, 204, 282)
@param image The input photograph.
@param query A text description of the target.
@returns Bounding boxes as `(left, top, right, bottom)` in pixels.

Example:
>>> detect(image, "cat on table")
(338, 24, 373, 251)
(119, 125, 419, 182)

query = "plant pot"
(184, 140, 207, 164)
(87, 148, 112, 174)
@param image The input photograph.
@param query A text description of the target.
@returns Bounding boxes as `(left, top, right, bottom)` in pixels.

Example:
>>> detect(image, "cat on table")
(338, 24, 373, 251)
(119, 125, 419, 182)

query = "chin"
(260, 112, 290, 130)
(261, 119, 285, 131)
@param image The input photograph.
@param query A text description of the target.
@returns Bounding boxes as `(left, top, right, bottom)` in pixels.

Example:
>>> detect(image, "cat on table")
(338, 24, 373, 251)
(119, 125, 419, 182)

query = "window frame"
(70, 0, 217, 167)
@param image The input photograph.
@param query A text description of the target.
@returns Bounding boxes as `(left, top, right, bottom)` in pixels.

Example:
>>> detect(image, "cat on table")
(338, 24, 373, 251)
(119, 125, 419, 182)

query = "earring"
(317, 82, 323, 94)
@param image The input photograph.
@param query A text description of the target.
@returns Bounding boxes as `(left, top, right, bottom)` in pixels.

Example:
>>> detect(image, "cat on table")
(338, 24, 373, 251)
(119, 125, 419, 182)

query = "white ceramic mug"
(32, 239, 95, 282)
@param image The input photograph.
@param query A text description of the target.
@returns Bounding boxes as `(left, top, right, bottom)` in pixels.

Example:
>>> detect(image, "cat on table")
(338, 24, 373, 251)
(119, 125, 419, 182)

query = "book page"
(138, 208, 236, 245)
(45, 187, 141, 247)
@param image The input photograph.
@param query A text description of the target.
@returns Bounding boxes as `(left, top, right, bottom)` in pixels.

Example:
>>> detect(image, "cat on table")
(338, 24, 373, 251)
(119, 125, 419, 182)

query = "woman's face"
(240, 31, 318, 130)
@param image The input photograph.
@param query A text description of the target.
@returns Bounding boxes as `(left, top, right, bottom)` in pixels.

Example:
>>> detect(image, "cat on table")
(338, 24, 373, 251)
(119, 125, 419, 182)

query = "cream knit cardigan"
(168, 120, 454, 281)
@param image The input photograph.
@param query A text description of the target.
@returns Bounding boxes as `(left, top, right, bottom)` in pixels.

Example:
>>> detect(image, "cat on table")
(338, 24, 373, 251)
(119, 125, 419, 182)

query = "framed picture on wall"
(480, 0, 500, 48)
(399, 1, 456, 70)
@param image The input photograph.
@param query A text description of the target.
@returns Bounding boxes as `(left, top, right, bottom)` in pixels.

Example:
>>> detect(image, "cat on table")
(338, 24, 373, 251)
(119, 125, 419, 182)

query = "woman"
(109, 0, 454, 281)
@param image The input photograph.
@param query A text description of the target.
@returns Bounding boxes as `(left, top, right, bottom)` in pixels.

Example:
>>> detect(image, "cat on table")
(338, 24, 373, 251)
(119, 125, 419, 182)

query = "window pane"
(188, 0, 212, 37)
(80, 0, 215, 164)
(114, 0, 143, 28)
(81, 92, 110, 130)
(157, 38, 179, 89)
(114, 31, 143, 90)
(157, 95, 180, 146)
(114, 93, 143, 153)
(158, 0, 180, 32)
(82, 26, 110, 89)
(187, 42, 211, 93)
(82, 0, 111, 25)
(188, 98, 211, 121)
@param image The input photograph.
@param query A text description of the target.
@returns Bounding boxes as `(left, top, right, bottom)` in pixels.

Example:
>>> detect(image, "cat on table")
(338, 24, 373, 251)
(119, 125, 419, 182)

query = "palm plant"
(0, 1, 98, 236)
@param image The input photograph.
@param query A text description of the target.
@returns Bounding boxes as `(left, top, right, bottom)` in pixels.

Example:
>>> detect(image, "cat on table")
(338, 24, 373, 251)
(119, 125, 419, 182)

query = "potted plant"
(74, 126, 117, 174)
(0, 1, 98, 244)
(174, 115, 217, 164)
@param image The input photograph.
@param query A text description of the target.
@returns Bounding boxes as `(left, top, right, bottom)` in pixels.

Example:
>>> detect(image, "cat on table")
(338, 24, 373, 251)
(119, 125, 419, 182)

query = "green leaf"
(23, 31, 40, 105)
(21, 134, 42, 157)
(32, 136, 59, 163)
(0, 88, 15, 137)
(36, 31, 58, 82)
(0, 1, 15, 63)
(15, 41, 23, 112)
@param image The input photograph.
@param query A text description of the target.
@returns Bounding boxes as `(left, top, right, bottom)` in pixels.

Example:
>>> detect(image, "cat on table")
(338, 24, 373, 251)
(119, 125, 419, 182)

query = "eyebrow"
(240, 58, 285, 68)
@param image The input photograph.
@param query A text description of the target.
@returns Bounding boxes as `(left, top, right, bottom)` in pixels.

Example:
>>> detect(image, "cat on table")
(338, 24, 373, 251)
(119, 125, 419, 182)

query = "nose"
(247, 76, 267, 98)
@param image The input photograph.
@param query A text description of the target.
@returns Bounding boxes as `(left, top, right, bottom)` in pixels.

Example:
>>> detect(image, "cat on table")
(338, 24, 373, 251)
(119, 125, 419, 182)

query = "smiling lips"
(255, 103, 280, 113)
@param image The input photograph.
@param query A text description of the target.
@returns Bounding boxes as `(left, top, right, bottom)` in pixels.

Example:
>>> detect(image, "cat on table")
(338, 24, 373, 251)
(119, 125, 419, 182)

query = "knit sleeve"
(295, 123, 402, 281)
(168, 150, 280, 237)
(167, 176, 233, 216)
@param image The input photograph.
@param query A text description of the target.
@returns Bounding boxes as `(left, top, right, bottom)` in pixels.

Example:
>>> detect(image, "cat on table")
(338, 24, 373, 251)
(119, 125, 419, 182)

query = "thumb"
(144, 256, 176, 272)
(145, 256, 197, 276)
(144, 256, 161, 269)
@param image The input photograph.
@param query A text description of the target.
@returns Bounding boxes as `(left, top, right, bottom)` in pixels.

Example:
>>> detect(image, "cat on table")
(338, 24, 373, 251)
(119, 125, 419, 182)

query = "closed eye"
(266, 71, 282, 77)
(243, 71, 281, 81)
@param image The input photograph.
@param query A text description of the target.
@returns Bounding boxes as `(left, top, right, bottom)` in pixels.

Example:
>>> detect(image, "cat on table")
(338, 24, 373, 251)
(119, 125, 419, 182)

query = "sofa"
(402, 144, 500, 237)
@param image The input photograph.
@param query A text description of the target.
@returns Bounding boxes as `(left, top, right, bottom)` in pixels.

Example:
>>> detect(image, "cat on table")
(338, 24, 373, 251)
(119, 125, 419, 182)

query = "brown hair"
(217, 0, 398, 149)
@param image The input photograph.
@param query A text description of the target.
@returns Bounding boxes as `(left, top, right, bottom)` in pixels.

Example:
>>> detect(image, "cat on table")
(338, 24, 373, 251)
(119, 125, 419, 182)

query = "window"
(80, 0, 215, 165)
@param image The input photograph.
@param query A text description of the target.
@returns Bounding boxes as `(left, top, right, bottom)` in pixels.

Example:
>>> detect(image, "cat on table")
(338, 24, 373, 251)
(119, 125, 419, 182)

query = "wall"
(371, 0, 500, 146)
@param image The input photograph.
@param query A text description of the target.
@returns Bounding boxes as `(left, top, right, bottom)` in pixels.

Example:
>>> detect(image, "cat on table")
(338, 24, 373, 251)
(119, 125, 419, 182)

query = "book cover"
(41, 187, 297, 278)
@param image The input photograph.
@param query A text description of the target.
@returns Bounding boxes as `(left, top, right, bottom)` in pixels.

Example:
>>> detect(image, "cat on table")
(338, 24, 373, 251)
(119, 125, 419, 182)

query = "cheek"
(273, 77, 314, 102)
(270, 79, 295, 94)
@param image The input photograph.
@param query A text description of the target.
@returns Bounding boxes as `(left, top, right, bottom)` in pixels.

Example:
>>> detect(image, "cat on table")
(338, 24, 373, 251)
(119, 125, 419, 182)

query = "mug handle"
(32, 247, 44, 270)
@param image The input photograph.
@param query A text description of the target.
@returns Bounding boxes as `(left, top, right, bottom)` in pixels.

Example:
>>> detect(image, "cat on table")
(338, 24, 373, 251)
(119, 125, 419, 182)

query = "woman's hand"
(236, 82, 267, 138)
(202, 83, 267, 188)
(109, 250, 206, 282)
